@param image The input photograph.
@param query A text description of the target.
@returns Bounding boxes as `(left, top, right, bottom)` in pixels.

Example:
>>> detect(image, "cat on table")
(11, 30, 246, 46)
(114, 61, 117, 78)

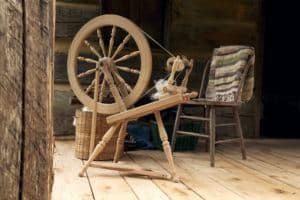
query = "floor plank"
(147, 151, 243, 200)
(118, 155, 170, 200)
(52, 141, 94, 200)
(218, 145, 300, 189)
(86, 159, 138, 200)
(214, 155, 300, 200)
(128, 151, 203, 200)
(53, 139, 300, 200)
(246, 140, 300, 164)
(173, 152, 300, 200)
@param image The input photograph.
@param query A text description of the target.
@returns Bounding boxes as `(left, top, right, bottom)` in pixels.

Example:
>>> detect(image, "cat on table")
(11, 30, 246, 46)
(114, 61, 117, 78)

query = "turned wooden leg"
(79, 123, 121, 177)
(233, 107, 247, 160)
(154, 111, 178, 181)
(171, 105, 183, 152)
(113, 122, 128, 163)
(209, 107, 216, 167)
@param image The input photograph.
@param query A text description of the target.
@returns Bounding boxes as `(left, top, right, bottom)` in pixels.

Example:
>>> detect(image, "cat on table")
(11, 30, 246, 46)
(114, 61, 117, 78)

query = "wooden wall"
(54, 0, 263, 137)
(0, 0, 54, 199)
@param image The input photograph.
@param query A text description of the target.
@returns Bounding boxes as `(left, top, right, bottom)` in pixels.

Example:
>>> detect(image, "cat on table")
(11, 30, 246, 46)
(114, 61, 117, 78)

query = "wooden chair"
(171, 46, 255, 167)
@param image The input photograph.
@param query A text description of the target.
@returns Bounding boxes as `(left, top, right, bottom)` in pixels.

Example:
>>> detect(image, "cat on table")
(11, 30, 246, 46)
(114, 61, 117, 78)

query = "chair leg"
(209, 107, 216, 167)
(204, 106, 209, 152)
(233, 107, 246, 160)
(171, 105, 182, 152)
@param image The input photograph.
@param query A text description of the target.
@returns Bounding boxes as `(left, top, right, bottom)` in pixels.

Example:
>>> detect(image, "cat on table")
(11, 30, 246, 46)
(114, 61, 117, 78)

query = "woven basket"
(74, 109, 122, 161)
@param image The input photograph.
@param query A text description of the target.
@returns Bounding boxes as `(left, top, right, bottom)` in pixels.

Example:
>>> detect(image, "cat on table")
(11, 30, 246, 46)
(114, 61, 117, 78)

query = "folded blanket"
(205, 46, 255, 103)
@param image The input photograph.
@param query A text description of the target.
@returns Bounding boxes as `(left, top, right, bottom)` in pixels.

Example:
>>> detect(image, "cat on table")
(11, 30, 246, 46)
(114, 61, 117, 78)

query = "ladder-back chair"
(171, 46, 255, 167)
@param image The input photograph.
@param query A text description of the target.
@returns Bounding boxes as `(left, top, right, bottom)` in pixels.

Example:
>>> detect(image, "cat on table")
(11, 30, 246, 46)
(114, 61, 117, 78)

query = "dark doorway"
(262, 2, 300, 138)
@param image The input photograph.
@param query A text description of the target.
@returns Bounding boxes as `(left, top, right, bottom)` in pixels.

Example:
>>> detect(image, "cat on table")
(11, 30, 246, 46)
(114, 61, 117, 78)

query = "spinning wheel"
(68, 14, 152, 114)
(68, 15, 197, 182)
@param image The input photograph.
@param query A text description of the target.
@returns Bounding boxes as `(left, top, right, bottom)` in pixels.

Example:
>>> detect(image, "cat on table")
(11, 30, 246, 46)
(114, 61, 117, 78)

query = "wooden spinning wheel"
(68, 14, 197, 182)
(68, 14, 152, 114)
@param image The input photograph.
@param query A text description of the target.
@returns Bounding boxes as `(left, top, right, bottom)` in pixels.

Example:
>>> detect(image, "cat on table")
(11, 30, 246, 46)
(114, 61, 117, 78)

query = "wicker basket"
(74, 109, 122, 161)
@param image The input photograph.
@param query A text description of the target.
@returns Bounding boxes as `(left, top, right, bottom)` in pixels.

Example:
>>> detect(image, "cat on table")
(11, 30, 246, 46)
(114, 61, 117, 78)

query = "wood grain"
(0, 0, 54, 199)
(52, 141, 93, 200)
(22, 0, 55, 199)
(0, 1, 23, 199)
(128, 152, 202, 200)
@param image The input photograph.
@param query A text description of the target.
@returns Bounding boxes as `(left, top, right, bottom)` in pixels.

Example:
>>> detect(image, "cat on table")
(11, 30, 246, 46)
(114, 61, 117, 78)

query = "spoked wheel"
(68, 15, 152, 114)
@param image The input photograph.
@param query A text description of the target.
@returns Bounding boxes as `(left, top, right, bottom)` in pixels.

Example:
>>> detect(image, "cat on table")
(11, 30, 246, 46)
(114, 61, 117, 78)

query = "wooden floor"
(53, 139, 300, 200)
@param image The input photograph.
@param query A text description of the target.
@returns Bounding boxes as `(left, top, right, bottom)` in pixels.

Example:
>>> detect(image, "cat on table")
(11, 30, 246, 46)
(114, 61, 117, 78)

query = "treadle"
(89, 163, 171, 179)
(176, 130, 209, 138)
(180, 115, 210, 121)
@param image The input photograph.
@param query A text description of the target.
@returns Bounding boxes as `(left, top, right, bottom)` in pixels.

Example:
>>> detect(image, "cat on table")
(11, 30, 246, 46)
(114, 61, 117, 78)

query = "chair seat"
(184, 98, 240, 107)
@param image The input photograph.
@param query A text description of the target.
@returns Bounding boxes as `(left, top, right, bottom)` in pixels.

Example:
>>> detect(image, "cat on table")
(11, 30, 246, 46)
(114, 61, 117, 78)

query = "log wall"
(53, 1, 100, 136)
(0, 0, 55, 199)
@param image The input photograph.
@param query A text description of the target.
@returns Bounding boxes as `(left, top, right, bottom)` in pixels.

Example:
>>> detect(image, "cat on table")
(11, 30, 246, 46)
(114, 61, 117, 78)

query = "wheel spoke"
(85, 79, 96, 94)
(108, 26, 116, 57)
(77, 68, 96, 78)
(84, 71, 103, 94)
(117, 66, 140, 75)
(113, 71, 133, 93)
(113, 75, 128, 98)
(84, 40, 101, 58)
(112, 73, 129, 98)
(98, 80, 107, 102)
(77, 56, 98, 64)
(114, 51, 140, 63)
(111, 34, 131, 59)
(97, 28, 107, 57)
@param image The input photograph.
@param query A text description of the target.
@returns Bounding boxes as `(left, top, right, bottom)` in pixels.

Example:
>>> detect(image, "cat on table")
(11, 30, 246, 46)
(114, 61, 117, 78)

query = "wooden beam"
(0, 1, 24, 199)
(22, 0, 55, 199)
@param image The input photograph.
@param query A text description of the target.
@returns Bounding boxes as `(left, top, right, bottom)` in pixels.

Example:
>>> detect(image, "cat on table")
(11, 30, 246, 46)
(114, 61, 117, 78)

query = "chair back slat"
(198, 58, 211, 98)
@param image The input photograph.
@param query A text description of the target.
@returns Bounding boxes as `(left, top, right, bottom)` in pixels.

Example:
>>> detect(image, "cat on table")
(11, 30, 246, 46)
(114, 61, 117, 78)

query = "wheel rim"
(68, 15, 152, 114)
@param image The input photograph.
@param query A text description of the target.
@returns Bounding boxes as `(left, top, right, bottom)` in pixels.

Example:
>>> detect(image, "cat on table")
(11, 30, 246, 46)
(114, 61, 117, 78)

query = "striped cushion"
(205, 46, 255, 102)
